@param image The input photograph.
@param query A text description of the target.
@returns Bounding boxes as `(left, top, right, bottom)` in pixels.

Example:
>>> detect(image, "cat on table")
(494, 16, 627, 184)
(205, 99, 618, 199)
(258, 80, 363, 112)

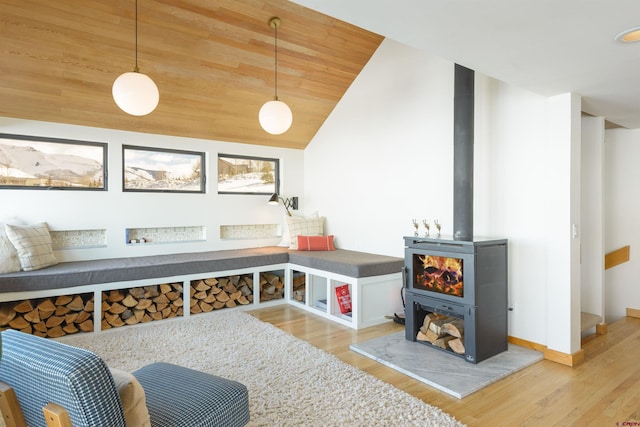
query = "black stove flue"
(453, 64, 474, 241)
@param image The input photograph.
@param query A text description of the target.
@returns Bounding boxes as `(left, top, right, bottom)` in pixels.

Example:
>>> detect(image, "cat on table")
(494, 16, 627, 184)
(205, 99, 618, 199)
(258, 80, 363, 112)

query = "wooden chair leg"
(0, 381, 27, 427)
(43, 403, 72, 427)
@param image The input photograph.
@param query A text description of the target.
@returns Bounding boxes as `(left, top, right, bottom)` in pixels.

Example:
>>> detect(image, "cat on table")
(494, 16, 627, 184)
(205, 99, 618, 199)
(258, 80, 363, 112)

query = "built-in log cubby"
(101, 283, 184, 330)
(0, 293, 95, 338)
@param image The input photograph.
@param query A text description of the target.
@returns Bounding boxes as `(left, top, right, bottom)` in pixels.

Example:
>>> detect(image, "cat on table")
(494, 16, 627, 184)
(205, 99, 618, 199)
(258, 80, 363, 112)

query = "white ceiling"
(292, 0, 640, 129)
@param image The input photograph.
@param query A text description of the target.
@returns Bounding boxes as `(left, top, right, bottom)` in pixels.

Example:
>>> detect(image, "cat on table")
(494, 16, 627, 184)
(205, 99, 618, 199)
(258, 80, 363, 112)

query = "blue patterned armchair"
(0, 329, 250, 427)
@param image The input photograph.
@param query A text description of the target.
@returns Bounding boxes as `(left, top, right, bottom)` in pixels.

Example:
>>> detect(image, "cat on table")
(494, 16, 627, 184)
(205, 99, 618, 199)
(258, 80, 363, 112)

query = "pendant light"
(259, 17, 293, 135)
(112, 0, 159, 116)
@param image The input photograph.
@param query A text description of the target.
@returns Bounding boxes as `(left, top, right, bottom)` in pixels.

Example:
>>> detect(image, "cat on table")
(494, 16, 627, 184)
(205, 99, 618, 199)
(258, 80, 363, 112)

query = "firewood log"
(172, 283, 183, 293)
(229, 275, 240, 286)
(173, 298, 184, 307)
(46, 326, 65, 338)
(225, 299, 236, 308)
(9, 316, 30, 330)
(239, 285, 252, 296)
(237, 295, 250, 305)
(144, 285, 160, 298)
(216, 292, 230, 302)
(63, 324, 79, 334)
(432, 336, 456, 349)
(55, 295, 73, 306)
(213, 301, 225, 310)
(209, 286, 222, 295)
(105, 313, 125, 327)
(293, 275, 306, 286)
(13, 300, 34, 314)
(159, 283, 172, 294)
(217, 278, 229, 287)
(135, 299, 153, 310)
(37, 299, 56, 313)
(24, 309, 41, 324)
(121, 294, 138, 308)
(204, 278, 218, 286)
(67, 296, 84, 312)
(108, 302, 127, 314)
(76, 311, 91, 324)
(193, 280, 210, 291)
(153, 294, 169, 304)
(33, 322, 48, 333)
(165, 291, 180, 301)
(38, 309, 54, 320)
(224, 283, 238, 294)
(84, 299, 94, 312)
(55, 305, 70, 316)
(416, 331, 430, 341)
(129, 287, 146, 299)
(161, 307, 172, 318)
(0, 304, 17, 326)
(449, 338, 466, 354)
(428, 318, 448, 335)
(425, 328, 444, 343)
(198, 301, 213, 312)
(45, 316, 64, 328)
(243, 276, 253, 287)
(442, 319, 464, 338)
(106, 290, 125, 303)
(203, 294, 216, 303)
(78, 319, 93, 332)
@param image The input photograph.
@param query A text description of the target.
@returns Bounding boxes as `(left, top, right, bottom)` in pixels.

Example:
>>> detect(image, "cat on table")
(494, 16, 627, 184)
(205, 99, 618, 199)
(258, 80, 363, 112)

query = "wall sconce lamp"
(268, 193, 298, 216)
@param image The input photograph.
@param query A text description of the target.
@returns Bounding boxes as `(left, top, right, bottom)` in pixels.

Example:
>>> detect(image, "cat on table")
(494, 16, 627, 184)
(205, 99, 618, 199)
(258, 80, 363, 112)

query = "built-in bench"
(0, 247, 404, 331)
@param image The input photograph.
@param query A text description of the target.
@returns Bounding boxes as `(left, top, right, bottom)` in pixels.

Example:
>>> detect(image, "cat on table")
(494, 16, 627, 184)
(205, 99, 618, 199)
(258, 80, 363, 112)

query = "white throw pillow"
(5, 222, 58, 271)
(278, 211, 319, 248)
(0, 217, 23, 274)
(286, 216, 325, 250)
(109, 368, 151, 427)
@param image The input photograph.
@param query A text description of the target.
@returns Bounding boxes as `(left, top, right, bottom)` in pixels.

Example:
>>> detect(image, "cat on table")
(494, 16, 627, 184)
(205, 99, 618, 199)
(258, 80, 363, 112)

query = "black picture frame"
(217, 153, 280, 195)
(0, 133, 107, 190)
(123, 145, 206, 193)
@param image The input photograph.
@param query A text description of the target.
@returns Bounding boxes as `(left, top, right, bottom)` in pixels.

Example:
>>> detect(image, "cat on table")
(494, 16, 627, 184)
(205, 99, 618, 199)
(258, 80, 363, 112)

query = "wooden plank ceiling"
(0, 0, 383, 149)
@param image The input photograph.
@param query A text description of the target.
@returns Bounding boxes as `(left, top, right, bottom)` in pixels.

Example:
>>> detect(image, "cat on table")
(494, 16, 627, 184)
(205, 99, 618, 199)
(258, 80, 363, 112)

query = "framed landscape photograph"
(123, 145, 206, 193)
(218, 154, 279, 195)
(0, 133, 107, 190)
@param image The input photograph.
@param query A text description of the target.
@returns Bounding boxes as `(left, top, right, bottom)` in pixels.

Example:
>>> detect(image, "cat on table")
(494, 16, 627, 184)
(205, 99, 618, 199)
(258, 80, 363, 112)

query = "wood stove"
(404, 236, 508, 363)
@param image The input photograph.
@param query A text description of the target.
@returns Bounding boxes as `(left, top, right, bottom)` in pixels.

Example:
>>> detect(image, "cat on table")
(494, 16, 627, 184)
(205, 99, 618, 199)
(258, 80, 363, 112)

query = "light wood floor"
(249, 304, 640, 427)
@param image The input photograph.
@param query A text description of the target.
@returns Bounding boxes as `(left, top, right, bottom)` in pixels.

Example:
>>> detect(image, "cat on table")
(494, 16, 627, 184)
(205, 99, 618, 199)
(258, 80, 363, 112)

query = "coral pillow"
(297, 235, 335, 251)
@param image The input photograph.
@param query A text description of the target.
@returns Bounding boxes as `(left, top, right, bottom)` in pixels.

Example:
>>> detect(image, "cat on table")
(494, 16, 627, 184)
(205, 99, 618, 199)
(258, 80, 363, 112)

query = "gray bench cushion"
(288, 249, 403, 278)
(0, 247, 403, 294)
(133, 362, 250, 427)
(0, 247, 290, 293)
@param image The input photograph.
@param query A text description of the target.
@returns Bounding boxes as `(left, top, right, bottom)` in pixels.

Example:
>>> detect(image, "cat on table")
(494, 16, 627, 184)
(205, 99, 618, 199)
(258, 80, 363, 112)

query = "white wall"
(0, 117, 304, 261)
(605, 128, 640, 322)
(581, 116, 605, 319)
(304, 38, 580, 351)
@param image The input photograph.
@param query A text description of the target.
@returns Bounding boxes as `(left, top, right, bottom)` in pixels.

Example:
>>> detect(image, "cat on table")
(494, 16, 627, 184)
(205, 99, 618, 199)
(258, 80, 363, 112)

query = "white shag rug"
(58, 310, 465, 427)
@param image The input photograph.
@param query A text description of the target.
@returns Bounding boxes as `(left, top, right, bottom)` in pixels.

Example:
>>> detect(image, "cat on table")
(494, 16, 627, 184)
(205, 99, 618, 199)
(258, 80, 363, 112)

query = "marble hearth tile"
(350, 331, 543, 399)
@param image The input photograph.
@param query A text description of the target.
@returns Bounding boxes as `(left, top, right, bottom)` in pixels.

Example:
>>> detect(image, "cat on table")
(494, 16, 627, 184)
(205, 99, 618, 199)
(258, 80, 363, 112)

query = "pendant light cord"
(273, 21, 279, 101)
(134, 0, 139, 73)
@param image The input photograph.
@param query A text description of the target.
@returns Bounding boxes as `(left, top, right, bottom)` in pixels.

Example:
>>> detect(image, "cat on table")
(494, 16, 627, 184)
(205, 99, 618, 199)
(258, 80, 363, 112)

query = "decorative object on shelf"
(122, 145, 205, 193)
(422, 219, 430, 236)
(112, 0, 159, 116)
(268, 193, 298, 216)
(434, 219, 442, 237)
(412, 219, 419, 236)
(258, 17, 292, 135)
(0, 133, 107, 191)
(218, 154, 279, 195)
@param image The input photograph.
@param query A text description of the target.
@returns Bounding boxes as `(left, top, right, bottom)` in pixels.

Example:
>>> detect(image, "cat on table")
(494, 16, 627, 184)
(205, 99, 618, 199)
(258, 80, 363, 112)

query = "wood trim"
(605, 245, 630, 269)
(544, 348, 584, 367)
(595, 323, 608, 335)
(0, 382, 27, 427)
(509, 336, 584, 367)
(43, 403, 72, 427)
(626, 308, 640, 318)
(508, 335, 547, 353)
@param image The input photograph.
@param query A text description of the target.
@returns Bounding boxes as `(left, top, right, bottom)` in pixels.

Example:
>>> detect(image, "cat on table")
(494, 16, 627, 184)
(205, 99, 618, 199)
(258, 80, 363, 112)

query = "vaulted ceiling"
(0, 0, 383, 150)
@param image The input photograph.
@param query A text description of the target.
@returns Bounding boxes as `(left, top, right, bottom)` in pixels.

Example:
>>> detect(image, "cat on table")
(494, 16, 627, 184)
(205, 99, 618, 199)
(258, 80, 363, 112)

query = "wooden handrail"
(605, 245, 630, 270)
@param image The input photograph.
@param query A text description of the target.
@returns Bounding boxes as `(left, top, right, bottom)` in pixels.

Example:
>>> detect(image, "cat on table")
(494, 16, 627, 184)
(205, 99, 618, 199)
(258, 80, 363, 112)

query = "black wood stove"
(404, 236, 508, 363)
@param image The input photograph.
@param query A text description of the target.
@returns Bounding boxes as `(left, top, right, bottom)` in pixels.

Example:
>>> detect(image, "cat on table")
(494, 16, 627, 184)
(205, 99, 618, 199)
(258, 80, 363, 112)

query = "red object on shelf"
(335, 284, 352, 314)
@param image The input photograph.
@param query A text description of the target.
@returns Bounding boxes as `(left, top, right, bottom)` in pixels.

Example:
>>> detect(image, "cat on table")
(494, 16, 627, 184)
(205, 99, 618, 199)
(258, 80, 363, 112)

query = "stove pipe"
(453, 64, 474, 241)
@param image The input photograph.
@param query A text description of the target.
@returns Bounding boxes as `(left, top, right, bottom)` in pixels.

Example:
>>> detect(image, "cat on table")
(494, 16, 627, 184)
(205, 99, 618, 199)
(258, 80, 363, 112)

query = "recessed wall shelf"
(51, 229, 107, 250)
(220, 224, 278, 240)
(125, 226, 206, 245)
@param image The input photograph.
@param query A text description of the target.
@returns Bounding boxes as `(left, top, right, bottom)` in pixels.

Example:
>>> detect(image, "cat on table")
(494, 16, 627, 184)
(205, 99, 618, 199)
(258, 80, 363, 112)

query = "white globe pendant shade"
(112, 71, 159, 116)
(259, 99, 293, 135)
